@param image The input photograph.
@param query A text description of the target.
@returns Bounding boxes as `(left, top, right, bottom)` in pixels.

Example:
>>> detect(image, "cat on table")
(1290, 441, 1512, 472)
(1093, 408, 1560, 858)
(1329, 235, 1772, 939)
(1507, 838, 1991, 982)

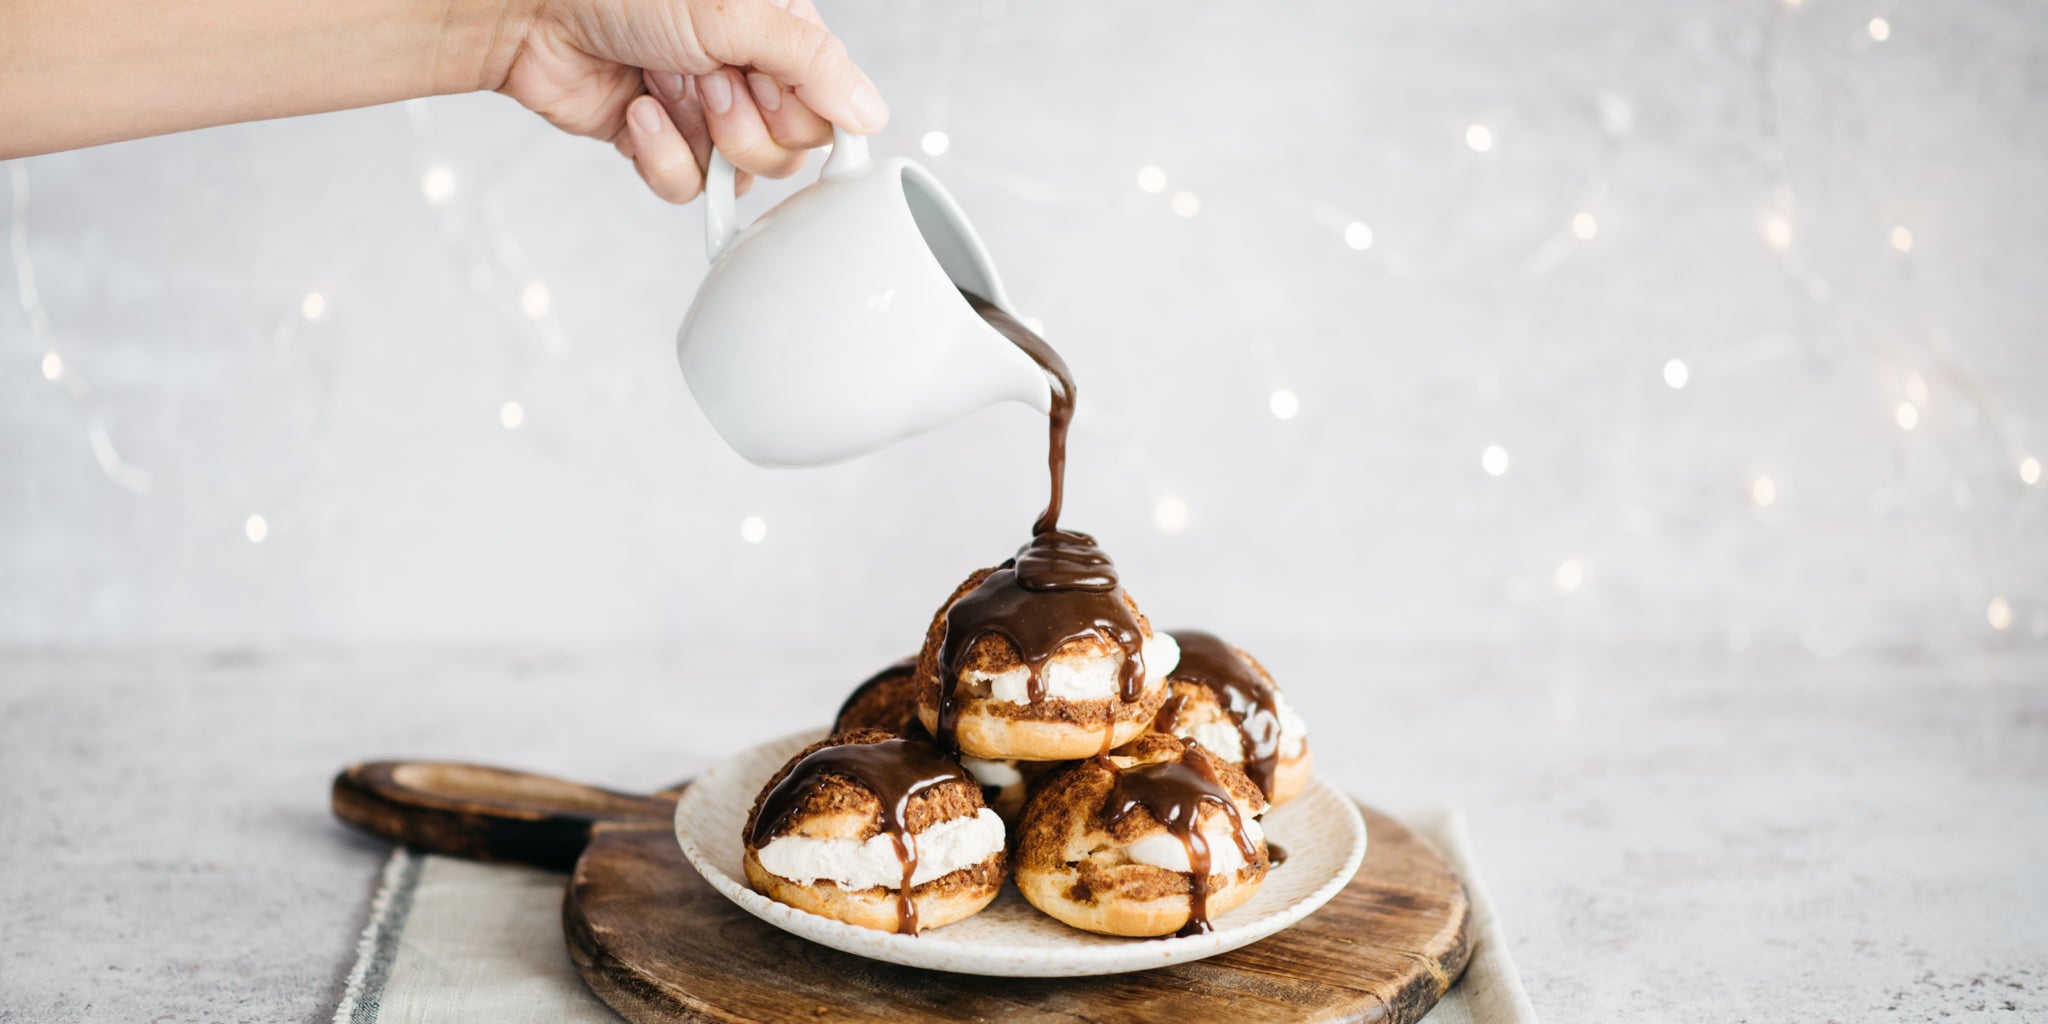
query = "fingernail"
(700, 72, 733, 115)
(769, 0, 791, 7)
(650, 72, 683, 100)
(747, 73, 782, 113)
(849, 77, 888, 131)
(631, 96, 662, 133)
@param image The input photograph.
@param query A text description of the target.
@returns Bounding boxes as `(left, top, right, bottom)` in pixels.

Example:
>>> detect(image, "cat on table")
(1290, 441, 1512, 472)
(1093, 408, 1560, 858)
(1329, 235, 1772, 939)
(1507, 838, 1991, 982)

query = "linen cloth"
(331, 806, 1537, 1023)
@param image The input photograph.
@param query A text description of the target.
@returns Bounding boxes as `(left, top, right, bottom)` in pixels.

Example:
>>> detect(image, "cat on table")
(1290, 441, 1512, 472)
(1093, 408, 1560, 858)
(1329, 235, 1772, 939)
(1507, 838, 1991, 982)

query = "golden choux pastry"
(1013, 735, 1269, 937)
(1146, 631, 1312, 806)
(742, 729, 1005, 935)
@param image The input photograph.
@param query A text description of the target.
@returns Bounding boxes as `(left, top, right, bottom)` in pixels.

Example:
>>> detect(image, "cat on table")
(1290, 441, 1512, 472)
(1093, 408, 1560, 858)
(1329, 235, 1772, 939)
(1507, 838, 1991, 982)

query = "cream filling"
(970, 631, 1182, 704)
(1186, 720, 1250, 761)
(1124, 814, 1267, 874)
(1179, 691, 1310, 761)
(959, 755, 1023, 790)
(754, 808, 1005, 890)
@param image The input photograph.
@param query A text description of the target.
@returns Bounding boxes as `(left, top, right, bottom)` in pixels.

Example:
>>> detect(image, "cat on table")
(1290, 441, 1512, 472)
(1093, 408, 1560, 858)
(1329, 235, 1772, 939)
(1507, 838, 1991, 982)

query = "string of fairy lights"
(7, 5, 2044, 641)
(1058, 5, 2037, 640)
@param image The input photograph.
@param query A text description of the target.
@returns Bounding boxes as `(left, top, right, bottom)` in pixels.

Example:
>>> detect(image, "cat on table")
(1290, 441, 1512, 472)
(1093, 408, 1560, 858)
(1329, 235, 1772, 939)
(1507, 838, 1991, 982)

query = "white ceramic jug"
(676, 128, 1052, 467)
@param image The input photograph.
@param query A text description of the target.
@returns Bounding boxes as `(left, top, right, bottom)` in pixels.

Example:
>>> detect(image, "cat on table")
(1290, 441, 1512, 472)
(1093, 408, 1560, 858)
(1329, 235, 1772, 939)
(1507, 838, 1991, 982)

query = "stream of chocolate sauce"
(1103, 752, 1261, 937)
(1162, 631, 1286, 800)
(960, 290, 1073, 536)
(750, 737, 972, 935)
(930, 294, 1146, 757)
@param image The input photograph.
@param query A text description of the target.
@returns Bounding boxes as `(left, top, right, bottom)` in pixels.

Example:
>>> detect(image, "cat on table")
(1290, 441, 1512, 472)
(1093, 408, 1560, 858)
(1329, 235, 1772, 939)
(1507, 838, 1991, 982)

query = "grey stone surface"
(1, 646, 2043, 1022)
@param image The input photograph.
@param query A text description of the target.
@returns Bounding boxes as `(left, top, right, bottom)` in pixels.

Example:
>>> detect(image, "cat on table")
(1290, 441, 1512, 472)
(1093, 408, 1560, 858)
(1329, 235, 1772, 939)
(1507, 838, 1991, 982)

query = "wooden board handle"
(331, 761, 682, 872)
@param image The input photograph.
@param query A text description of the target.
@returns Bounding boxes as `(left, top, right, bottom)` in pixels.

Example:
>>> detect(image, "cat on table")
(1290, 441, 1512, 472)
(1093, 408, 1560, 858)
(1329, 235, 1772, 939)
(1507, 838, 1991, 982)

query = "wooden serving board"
(334, 762, 1472, 1024)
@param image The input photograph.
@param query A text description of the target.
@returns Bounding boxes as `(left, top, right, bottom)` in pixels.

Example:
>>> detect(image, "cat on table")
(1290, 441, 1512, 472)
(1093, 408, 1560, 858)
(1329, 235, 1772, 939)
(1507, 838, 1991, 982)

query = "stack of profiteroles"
(740, 529, 1312, 938)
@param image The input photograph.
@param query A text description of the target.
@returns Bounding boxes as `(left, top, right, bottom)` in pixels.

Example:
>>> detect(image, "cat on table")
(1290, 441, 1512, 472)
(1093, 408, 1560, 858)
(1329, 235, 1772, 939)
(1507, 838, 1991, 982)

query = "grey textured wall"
(4, 1, 2045, 659)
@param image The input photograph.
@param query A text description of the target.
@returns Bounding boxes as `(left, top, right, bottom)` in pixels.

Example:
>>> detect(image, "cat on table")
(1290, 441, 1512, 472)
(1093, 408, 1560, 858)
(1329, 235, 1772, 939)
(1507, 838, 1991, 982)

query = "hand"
(494, 0, 887, 203)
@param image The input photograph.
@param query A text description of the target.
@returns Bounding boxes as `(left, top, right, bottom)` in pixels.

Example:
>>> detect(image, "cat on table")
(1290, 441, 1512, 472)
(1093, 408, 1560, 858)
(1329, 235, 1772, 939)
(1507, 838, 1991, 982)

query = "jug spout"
(1000, 341, 1057, 415)
(944, 292, 1056, 417)
(893, 162, 1057, 417)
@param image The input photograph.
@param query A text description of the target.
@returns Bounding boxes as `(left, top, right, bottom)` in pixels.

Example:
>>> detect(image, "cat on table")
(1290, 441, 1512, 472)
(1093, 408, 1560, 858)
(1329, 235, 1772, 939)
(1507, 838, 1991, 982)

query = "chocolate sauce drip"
(749, 737, 971, 935)
(1166, 631, 1285, 800)
(1094, 711, 1119, 761)
(1152, 692, 1189, 734)
(961, 290, 1074, 536)
(1266, 842, 1288, 867)
(933, 531, 1147, 753)
(1103, 752, 1261, 937)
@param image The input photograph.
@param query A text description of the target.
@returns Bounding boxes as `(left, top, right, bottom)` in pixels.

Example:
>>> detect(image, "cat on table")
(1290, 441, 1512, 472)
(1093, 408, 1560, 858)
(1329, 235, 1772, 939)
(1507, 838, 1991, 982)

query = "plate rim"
(672, 727, 1367, 978)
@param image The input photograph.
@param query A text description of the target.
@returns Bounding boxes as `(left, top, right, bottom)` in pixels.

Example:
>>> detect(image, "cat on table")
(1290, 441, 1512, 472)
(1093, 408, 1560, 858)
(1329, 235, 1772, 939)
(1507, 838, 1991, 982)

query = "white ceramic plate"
(673, 728, 1366, 977)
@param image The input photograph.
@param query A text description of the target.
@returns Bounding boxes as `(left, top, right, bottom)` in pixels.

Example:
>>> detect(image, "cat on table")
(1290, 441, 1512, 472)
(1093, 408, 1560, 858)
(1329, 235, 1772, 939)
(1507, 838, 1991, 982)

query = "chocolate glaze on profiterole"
(933, 531, 1148, 755)
(1103, 751, 1261, 937)
(748, 737, 973, 935)
(1165, 630, 1287, 800)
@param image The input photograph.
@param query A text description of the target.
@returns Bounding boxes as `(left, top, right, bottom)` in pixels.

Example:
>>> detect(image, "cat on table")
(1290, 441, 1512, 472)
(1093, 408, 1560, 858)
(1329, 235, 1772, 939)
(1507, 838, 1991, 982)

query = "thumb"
(690, 0, 888, 133)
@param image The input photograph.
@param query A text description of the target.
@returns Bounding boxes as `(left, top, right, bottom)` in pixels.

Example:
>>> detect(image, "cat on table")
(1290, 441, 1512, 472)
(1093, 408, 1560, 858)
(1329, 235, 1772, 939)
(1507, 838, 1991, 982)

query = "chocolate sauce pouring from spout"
(961, 290, 1073, 537)
(1103, 752, 1261, 937)
(1165, 631, 1287, 800)
(750, 738, 971, 935)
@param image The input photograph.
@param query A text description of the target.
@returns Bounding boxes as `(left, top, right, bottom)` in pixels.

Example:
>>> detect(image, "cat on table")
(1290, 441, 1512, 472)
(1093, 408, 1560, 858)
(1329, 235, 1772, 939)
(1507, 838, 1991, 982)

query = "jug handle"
(704, 126, 873, 262)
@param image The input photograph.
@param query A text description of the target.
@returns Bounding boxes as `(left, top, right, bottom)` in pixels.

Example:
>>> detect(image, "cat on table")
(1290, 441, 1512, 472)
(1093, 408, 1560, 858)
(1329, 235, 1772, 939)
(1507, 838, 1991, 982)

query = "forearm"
(0, 0, 530, 157)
